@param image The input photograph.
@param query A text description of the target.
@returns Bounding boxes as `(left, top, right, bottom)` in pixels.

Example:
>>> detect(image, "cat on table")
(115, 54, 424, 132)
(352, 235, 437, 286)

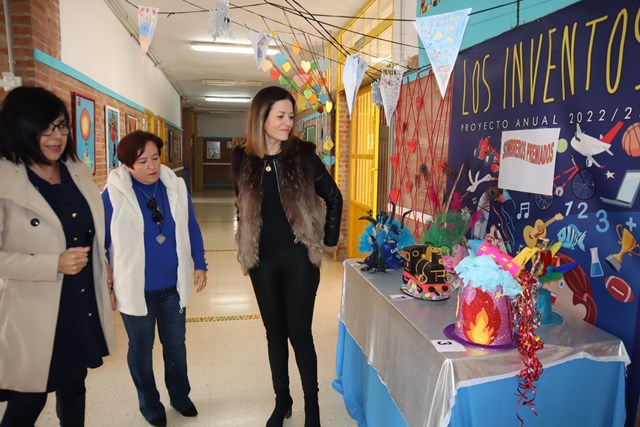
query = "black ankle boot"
(304, 396, 320, 427)
(266, 394, 293, 427)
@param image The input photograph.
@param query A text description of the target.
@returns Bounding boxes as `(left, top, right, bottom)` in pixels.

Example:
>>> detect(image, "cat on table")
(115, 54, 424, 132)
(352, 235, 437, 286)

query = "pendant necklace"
(135, 181, 166, 244)
(265, 159, 272, 172)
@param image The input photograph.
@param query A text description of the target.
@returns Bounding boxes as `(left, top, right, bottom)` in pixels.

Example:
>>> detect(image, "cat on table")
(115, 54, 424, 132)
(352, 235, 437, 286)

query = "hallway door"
(193, 136, 204, 192)
(347, 86, 380, 258)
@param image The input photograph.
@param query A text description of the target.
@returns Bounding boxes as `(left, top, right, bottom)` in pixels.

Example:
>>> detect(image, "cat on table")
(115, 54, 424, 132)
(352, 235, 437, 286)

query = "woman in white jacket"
(0, 87, 114, 426)
(102, 131, 207, 427)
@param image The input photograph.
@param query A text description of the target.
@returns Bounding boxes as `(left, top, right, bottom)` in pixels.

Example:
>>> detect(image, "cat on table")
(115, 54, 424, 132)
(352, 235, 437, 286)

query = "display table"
(333, 260, 630, 427)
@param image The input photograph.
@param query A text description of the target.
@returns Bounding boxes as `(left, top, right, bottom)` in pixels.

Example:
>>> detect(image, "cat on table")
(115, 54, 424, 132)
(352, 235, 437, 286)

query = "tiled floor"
(1, 190, 355, 426)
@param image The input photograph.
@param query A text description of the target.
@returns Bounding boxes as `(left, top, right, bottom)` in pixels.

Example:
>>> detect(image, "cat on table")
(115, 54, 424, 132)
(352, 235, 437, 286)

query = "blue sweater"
(102, 178, 207, 291)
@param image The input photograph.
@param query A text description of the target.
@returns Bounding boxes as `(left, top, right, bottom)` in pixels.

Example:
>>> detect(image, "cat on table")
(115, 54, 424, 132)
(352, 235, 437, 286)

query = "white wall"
(198, 112, 247, 138)
(393, 0, 418, 66)
(59, 0, 181, 126)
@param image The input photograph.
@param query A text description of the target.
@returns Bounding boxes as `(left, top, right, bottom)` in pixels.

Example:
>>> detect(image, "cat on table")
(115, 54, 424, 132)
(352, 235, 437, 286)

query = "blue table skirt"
(333, 322, 627, 427)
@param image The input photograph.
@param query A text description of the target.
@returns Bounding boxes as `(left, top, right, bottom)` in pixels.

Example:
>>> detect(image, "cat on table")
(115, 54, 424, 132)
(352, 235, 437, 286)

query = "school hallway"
(0, 190, 355, 427)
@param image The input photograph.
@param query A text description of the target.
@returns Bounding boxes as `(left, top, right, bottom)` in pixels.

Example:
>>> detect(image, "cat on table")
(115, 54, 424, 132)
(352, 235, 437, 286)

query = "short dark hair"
(244, 86, 296, 157)
(0, 86, 76, 165)
(117, 130, 164, 167)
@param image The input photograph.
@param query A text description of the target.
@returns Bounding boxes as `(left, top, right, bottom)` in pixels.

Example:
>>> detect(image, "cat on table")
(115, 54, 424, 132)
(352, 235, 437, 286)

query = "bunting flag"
(342, 54, 368, 118)
(414, 8, 471, 98)
(379, 67, 403, 124)
(209, 0, 233, 41)
(248, 30, 271, 70)
(138, 6, 159, 58)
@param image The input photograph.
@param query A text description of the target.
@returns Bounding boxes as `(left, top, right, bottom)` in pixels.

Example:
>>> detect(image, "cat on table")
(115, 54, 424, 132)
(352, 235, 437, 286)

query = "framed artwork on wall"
(176, 134, 183, 163)
(126, 114, 139, 134)
(105, 106, 120, 172)
(206, 140, 221, 159)
(167, 129, 174, 162)
(72, 92, 95, 173)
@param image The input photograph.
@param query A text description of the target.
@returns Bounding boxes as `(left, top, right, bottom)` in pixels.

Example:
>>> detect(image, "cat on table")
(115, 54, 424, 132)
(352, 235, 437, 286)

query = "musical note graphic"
(517, 202, 530, 220)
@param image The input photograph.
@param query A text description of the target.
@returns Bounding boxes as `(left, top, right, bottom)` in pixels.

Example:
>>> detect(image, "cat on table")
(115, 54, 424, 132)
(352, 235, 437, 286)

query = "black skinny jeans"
(249, 244, 320, 399)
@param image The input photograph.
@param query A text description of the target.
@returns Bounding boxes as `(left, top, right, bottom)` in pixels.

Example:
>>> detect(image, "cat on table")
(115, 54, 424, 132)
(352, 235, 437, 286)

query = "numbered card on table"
(431, 339, 466, 352)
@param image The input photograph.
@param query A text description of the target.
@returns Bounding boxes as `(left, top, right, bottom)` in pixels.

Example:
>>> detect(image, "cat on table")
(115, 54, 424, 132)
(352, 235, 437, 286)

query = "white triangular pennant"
(138, 6, 159, 58)
(414, 8, 471, 98)
(379, 67, 403, 124)
(342, 55, 368, 118)
(248, 30, 271, 70)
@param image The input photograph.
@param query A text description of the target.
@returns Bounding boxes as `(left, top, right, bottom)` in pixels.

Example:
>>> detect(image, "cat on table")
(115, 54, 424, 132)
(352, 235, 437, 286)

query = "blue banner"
(448, 0, 640, 421)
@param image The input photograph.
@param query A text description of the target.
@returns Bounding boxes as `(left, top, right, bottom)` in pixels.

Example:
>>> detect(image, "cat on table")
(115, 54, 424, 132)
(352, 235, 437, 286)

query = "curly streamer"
(512, 270, 544, 425)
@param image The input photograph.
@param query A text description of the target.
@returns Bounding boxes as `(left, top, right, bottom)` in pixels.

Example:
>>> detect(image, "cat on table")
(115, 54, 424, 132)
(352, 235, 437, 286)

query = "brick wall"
(0, 0, 183, 189)
(335, 90, 350, 260)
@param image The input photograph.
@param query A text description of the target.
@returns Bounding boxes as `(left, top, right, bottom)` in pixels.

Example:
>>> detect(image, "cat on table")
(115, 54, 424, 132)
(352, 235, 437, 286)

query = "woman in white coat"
(0, 86, 114, 427)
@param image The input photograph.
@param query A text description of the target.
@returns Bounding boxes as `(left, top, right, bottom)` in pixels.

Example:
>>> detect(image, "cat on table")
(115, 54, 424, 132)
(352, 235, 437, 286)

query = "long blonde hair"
(244, 86, 296, 157)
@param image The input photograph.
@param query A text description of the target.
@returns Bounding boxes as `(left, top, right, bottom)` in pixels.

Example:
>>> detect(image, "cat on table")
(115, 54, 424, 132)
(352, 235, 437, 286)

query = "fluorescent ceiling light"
(191, 42, 278, 55)
(202, 79, 262, 87)
(205, 96, 252, 103)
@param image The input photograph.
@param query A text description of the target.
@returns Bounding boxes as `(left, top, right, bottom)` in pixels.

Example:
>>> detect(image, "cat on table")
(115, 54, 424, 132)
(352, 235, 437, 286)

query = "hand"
(194, 269, 207, 292)
(58, 247, 90, 275)
(105, 262, 116, 311)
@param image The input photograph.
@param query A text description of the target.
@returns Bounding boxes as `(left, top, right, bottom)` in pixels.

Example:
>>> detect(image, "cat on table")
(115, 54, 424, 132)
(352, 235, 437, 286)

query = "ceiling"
(106, 0, 364, 113)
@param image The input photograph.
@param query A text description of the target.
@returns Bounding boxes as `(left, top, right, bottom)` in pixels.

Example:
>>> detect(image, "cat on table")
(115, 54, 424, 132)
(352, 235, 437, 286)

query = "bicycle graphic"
(535, 154, 595, 211)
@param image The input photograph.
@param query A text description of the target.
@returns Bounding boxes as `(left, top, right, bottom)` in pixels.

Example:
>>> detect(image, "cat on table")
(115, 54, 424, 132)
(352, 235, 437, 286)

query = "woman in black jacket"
(231, 86, 342, 427)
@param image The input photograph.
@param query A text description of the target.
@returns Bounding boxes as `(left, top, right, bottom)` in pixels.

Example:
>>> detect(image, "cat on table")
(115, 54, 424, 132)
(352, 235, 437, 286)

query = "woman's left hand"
(105, 262, 117, 311)
(194, 269, 207, 292)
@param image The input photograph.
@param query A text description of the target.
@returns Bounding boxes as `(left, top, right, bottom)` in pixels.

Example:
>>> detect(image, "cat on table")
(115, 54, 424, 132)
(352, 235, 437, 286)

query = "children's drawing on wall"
(206, 140, 221, 159)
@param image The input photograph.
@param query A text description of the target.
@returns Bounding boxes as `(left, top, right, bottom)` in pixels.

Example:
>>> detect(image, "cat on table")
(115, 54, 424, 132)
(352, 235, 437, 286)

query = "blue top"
(102, 178, 207, 291)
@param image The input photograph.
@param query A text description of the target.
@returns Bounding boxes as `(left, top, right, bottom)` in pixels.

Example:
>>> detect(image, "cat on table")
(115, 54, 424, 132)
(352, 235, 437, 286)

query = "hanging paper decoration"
(291, 41, 302, 55)
(274, 53, 288, 66)
(323, 155, 336, 166)
(248, 30, 271, 70)
(293, 73, 308, 87)
(300, 60, 311, 73)
(379, 67, 404, 124)
(342, 54, 368, 118)
(261, 60, 273, 72)
(138, 6, 159, 58)
(371, 80, 383, 107)
(316, 58, 330, 72)
(209, 0, 233, 41)
(414, 8, 471, 98)
(325, 101, 333, 113)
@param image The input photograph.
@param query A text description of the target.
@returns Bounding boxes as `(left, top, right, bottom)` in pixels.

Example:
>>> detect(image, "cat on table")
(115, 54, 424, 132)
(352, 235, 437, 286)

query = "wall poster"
(72, 92, 95, 173)
(105, 105, 120, 172)
(447, 0, 640, 421)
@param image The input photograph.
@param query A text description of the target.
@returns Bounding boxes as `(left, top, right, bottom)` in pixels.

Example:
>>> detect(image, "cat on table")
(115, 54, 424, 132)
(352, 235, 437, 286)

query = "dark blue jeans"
(120, 286, 192, 422)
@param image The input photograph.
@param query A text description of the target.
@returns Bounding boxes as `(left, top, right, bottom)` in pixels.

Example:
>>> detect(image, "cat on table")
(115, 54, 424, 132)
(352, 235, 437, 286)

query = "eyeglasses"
(146, 198, 164, 223)
(42, 121, 71, 136)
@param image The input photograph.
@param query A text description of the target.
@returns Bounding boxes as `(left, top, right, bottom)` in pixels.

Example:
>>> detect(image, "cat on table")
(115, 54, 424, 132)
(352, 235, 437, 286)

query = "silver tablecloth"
(339, 259, 630, 427)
